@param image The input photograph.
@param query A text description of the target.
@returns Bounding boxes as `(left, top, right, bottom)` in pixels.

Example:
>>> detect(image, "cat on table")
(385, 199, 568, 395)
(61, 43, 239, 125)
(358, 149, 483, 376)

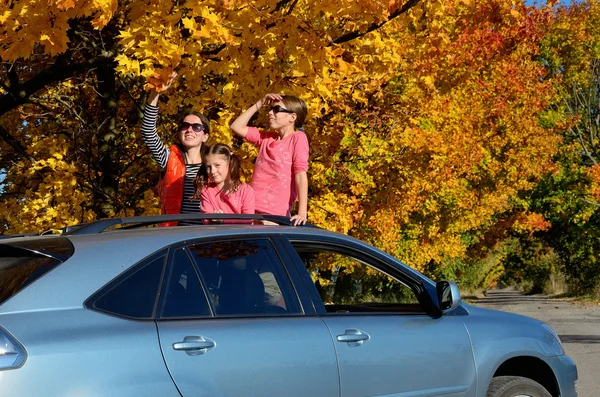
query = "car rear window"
(0, 238, 74, 306)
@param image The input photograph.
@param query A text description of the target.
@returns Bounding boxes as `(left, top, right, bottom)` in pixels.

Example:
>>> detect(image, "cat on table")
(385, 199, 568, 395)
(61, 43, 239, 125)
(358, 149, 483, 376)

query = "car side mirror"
(436, 281, 461, 311)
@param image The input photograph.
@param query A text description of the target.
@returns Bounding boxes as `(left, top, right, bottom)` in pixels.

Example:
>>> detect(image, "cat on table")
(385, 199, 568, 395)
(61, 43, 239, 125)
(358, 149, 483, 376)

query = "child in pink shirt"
(193, 143, 255, 215)
(230, 94, 309, 225)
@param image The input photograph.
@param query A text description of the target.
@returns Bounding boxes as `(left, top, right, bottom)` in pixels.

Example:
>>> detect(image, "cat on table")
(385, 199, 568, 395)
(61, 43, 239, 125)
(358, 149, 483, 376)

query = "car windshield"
(0, 239, 73, 306)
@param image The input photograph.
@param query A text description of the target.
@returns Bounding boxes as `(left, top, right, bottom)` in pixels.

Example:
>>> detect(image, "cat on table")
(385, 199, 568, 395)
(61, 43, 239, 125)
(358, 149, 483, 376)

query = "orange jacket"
(158, 145, 185, 227)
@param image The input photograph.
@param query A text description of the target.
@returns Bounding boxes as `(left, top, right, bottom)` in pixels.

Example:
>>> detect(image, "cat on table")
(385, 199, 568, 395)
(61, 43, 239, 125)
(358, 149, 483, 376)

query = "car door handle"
(337, 329, 370, 346)
(173, 336, 216, 356)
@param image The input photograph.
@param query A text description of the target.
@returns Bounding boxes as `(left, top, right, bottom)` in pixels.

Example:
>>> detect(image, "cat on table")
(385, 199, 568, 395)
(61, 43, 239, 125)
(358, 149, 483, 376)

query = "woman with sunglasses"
(141, 72, 210, 225)
(230, 93, 309, 226)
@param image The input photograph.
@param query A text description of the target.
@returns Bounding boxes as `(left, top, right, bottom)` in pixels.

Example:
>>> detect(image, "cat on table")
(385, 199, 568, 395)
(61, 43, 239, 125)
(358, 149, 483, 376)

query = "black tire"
(485, 376, 553, 397)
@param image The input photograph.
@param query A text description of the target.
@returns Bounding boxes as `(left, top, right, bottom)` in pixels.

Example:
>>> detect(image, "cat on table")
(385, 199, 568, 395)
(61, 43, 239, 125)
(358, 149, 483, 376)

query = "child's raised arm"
(230, 93, 283, 138)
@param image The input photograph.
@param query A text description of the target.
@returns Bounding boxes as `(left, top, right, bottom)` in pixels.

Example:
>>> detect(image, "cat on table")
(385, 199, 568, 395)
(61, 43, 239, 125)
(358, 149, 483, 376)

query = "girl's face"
(178, 114, 208, 149)
(268, 101, 296, 132)
(204, 154, 230, 189)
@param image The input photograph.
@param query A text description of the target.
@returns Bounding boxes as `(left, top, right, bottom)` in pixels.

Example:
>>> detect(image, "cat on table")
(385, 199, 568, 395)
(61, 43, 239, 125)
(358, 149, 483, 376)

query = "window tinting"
(160, 248, 211, 318)
(0, 245, 63, 306)
(188, 239, 300, 316)
(89, 254, 165, 319)
(0, 237, 74, 262)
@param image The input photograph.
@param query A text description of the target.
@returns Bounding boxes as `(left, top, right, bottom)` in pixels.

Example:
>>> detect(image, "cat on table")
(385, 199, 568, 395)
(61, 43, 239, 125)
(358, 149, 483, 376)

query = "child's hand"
(256, 93, 283, 109)
(290, 213, 307, 226)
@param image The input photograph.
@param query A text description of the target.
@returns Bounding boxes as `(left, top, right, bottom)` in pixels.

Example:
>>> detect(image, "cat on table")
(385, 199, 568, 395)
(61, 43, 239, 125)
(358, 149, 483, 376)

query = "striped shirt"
(141, 104, 202, 215)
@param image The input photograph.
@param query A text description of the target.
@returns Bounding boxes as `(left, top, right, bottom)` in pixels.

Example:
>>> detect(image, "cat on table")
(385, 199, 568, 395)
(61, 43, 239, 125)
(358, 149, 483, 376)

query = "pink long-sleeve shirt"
(245, 127, 309, 216)
(200, 183, 255, 214)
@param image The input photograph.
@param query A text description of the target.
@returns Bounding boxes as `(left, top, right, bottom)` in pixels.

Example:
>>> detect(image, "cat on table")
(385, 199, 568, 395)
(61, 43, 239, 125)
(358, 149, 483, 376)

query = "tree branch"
(333, 0, 421, 45)
(0, 124, 35, 162)
(285, 0, 299, 16)
(0, 53, 114, 118)
(274, 0, 294, 13)
(8, 62, 19, 90)
(583, 198, 600, 207)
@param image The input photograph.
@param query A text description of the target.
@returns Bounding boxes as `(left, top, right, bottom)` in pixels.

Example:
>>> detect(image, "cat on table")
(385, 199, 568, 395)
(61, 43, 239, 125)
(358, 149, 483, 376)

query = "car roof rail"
(0, 229, 61, 240)
(64, 214, 318, 235)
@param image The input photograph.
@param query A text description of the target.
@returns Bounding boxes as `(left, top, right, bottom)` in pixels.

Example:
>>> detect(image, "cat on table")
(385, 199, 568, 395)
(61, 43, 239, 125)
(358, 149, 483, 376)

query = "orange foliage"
(0, 0, 577, 274)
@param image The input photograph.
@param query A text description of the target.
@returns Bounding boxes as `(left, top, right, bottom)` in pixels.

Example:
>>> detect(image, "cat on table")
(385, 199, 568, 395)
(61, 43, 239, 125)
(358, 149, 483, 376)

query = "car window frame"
(182, 235, 314, 318)
(155, 244, 215, 320)
(279, 234, 439, 317)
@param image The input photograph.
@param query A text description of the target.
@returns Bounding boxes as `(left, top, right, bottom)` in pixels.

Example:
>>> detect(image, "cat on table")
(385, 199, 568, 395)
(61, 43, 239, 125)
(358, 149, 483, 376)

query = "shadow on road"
(467, 289, 556, 305)
(557, 335, 600, 344)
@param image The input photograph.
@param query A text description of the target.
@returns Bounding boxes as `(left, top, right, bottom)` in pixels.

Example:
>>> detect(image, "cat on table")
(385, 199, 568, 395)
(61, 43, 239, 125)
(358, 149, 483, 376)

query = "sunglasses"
(179, 122, 205, 133)
(270, 105, 295, 115)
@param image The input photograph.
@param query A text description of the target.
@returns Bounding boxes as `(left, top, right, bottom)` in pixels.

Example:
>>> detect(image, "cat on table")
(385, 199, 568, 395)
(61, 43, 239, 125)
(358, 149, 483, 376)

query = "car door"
(155, 238, 339, 397)
(282, 236, 478, 397)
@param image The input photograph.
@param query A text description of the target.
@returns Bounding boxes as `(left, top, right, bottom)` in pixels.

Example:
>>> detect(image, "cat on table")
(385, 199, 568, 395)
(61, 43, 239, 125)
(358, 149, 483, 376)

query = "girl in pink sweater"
(193, 143, 255, 215)
(230, 94, 309, 226)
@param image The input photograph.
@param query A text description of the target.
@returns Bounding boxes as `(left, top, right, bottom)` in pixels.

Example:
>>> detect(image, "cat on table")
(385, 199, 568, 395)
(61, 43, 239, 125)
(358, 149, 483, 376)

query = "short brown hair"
(281, 96, 307, 128)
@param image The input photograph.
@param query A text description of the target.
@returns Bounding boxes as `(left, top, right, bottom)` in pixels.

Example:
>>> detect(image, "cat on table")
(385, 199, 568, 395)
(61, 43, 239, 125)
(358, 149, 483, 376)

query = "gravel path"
(471, 289, 600, 397)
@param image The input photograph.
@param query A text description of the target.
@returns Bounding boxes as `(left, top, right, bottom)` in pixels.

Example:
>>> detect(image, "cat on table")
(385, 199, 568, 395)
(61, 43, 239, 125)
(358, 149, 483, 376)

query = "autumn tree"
(525, 0, 600, 295)
(1, 0, 424, 232)
(0, 0, 570, 288)
(306, 0, 561, 277)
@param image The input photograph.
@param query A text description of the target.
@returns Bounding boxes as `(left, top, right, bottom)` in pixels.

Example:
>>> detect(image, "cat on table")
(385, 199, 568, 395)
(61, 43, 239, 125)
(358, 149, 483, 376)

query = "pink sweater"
(200, 183, 255, 214)
(245, 127, 309, 216)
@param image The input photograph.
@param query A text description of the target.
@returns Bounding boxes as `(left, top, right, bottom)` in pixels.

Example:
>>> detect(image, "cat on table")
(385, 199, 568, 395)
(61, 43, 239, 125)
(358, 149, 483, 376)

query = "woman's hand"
(157, 71, 177, 93)
(147, 72, 177, 106)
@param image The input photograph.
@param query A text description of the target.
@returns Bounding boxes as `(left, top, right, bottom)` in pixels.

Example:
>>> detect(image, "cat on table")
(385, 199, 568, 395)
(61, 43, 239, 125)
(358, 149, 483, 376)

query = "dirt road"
(471, 289, 600, 397)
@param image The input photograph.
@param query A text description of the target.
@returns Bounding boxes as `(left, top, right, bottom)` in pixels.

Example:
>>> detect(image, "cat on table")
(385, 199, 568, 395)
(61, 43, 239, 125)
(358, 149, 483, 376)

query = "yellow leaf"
(0, 11, 10, 24)
(182, 17, 195, 30)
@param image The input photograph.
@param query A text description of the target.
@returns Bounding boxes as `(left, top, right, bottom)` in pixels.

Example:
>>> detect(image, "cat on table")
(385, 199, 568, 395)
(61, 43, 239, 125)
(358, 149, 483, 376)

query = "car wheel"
(486, 376, 552, 397)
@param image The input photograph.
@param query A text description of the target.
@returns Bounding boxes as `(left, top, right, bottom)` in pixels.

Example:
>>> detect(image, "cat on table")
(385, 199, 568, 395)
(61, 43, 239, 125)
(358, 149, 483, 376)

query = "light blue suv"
(0, 214, 577, 397)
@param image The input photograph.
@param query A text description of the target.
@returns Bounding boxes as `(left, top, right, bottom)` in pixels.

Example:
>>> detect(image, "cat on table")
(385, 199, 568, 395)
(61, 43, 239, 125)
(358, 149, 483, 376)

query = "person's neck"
(184, 148, 203, 164)
(278, 125, 295, 139)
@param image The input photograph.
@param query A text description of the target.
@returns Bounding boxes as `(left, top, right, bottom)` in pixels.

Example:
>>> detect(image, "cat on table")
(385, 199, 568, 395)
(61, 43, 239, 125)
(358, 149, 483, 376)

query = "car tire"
(485, 376, 552, 397)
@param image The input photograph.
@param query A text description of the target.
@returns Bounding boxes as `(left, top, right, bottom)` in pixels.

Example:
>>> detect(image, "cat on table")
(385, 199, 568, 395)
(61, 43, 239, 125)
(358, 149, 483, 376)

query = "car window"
(294, 245, 422, 314)
(0, 238, 74, 306)
(87, 252, 166, 319)
(187, 239, 301, 316)
(0, 253, 61, 306)
(159, 248, 211, 318)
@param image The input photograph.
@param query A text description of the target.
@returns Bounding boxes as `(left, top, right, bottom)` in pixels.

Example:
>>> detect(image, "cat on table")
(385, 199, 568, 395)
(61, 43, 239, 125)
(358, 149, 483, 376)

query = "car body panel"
(0, 309, 180, 396)
(322, 314, 477, 397)
(157, 317, 339, 397)
(459, 304, 576, 396)
(545, 355, 578, 397)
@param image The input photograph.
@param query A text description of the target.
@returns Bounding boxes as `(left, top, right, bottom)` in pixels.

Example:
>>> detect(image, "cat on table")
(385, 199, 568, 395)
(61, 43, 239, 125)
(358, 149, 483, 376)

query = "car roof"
(0, 216, 434, 313)
(4, 217, 433, 286)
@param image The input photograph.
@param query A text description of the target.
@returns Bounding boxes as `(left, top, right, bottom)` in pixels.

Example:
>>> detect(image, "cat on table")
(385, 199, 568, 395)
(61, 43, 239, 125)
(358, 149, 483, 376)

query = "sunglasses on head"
(270, 105, 295, 115)
(179, 122, 205, 133)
